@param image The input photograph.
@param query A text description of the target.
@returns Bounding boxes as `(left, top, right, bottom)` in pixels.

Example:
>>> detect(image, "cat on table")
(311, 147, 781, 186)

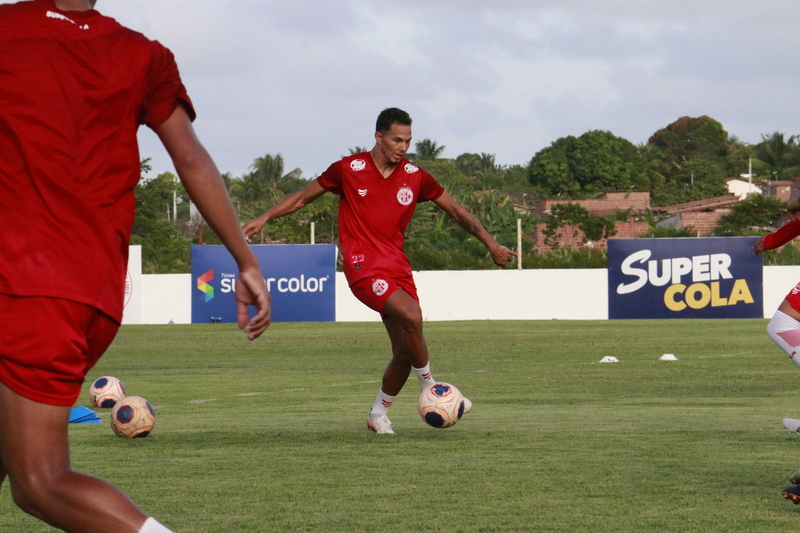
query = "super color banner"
(608, 237, 762, 319)
(192, 244, 336, 323)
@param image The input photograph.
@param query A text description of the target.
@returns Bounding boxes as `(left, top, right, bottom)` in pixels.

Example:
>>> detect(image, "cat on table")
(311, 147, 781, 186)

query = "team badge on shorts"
(397, 186, 414, 206)
(351, 159, 366, 171)
(372, 278, 389, 296)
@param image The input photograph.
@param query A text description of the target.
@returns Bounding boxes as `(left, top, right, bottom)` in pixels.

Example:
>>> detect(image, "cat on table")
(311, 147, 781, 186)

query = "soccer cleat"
(783, 418, 800, 434)
(366, 411, 395, 434)
(783, 485, 800, 504)
(462, 397, 473, 414)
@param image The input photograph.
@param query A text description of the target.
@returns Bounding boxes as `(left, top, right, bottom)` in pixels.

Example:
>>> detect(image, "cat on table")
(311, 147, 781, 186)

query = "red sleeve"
(317, 160, 344, 195)
(140, 43, 195, 130)
(763, 220, 800, 250)
(417, 168, 444, 203)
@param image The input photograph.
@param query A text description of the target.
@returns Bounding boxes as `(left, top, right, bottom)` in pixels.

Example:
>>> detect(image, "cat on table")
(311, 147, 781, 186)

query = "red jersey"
(0, 0, 194, 322)
(317, 153, 445, 284)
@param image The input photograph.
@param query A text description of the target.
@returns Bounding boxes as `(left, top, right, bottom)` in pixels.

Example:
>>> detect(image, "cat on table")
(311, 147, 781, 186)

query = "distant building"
(529, 191, 651, 218)
(654, 195, 741, 236)
(530, 191, 652, 253)
(725, 177, 761, 200)
(760, 178, 800, 202)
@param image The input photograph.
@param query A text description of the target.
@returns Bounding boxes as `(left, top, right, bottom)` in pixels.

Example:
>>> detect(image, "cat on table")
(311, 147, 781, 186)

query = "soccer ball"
(110, 396, 156, 438)
(418, 382, 465, 428)
(88, 376, 126, 408)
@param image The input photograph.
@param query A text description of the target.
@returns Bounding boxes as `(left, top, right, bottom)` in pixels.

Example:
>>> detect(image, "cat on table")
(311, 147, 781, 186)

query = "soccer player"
(243, 107, 516, 434)
(0, 1, 271, 532)
(753, 200, 800, 503)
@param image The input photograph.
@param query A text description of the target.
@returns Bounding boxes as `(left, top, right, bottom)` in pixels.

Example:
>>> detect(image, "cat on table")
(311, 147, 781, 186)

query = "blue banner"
(608, 237, 762, 319)
(192, 244, 336, 323)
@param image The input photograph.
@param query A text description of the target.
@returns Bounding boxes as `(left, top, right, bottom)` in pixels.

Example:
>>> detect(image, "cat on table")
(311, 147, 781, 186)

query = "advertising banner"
(608, 237, 762, 319)
(192, 244, 336, 323)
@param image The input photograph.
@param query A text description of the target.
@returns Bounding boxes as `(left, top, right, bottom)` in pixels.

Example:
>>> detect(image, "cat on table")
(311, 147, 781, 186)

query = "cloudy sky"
(9, 1, 800, 179)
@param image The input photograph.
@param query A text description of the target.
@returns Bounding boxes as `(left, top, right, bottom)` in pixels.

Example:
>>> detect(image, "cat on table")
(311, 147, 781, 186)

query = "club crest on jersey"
(372, 278, 389, 296)
(404, 163, 419, 174)
(397, 186, 414, 206)
(351, 159, 366, 171)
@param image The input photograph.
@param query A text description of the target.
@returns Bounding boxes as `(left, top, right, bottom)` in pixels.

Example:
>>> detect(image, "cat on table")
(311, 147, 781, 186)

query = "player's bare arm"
(156, 105, 271, 339)
(243, 179, 328, 241)
(433, 191, 516, 267)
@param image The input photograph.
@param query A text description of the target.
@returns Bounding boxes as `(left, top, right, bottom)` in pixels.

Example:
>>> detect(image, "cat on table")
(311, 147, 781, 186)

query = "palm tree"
(414, 139, 446, 160)
(752, 132, 800, 180)
(228, 153, 302, 219)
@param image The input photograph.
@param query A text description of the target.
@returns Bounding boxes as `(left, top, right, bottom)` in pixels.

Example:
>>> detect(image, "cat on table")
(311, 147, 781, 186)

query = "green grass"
(4, 319, 800, 532)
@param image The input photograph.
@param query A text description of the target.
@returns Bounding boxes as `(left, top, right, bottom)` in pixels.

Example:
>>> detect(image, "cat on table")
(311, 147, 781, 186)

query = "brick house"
(528, 191, 651, 218)
(529, 191, 652, 253)
(654, 195, 741, 236)
(760, 179, 800, 202)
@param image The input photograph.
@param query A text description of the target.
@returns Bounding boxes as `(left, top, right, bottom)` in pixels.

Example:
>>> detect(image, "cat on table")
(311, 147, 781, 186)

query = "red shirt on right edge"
(317, 153, 445, 285)
(763, 220, 800, 251)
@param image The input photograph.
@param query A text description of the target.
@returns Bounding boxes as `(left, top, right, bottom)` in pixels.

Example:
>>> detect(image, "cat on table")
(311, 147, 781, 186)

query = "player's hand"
(491, 245, 517, 268)
(242, 216, 267, 243)
(753, 236, 766, 256)
(235, 267, 271, 340)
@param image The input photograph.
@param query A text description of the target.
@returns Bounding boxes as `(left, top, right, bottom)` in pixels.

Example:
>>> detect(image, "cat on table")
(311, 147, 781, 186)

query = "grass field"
(4, 319, 800, 532)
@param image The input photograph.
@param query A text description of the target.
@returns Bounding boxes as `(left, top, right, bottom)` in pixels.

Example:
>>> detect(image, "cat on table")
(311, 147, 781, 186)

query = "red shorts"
(788, 282, 800, 314)
(350, 275, 419, 317)
(0, 294, 119, 406)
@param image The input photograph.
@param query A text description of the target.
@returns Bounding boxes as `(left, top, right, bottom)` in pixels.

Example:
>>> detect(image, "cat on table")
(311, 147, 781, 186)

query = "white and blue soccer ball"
(88, 376, 126, 408)
(110, 395, 156, 438)
(418, 382, 465, 428)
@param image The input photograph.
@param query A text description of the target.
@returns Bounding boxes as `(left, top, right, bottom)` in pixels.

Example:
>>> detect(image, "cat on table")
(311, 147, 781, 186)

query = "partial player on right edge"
(753, 197, 800, 503)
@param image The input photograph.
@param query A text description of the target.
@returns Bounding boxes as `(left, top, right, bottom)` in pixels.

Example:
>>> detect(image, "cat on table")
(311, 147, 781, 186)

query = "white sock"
(767, 310, 800, 366)
(370, 390, 396, 416)
(413, 363, 436, 390)
(138, 517, 174, 533)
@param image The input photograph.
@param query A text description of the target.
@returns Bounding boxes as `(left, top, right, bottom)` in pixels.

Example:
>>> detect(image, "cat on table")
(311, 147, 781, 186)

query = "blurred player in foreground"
(0, 1, 271, 532)
(244, 107, 515, 434)
(753, 198, 800, 503)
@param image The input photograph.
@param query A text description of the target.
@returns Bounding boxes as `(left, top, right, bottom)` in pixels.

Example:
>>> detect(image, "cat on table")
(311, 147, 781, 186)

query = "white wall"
(131, 267, 799, 324)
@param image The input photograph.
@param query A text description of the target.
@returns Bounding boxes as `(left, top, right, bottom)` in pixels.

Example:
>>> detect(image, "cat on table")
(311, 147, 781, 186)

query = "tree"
(751, 132, 800, 181)
(348, 146, 369, 155)
(713, 194, 786, 236)
(650, 159, 728, 206)
(414, 139, 446, 161)
(527, 130, 648, 198)
(131, 169, 192, 273)
(228, 153, 302, 221)
(646, 116, 747, 206)
(542, 203, 617, 249)
(647, 116, 748, 183)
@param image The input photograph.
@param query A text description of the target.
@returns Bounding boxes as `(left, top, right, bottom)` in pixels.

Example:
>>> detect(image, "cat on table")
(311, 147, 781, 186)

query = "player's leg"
(0, 380, 152, 533)
(766, 300, 800, 365)
(381, 288, 429, 396)
(0, 294, 174, 532)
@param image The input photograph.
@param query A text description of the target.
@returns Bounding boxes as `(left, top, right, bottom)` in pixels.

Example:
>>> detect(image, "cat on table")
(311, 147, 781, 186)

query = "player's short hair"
(376, 108, 412, 134)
